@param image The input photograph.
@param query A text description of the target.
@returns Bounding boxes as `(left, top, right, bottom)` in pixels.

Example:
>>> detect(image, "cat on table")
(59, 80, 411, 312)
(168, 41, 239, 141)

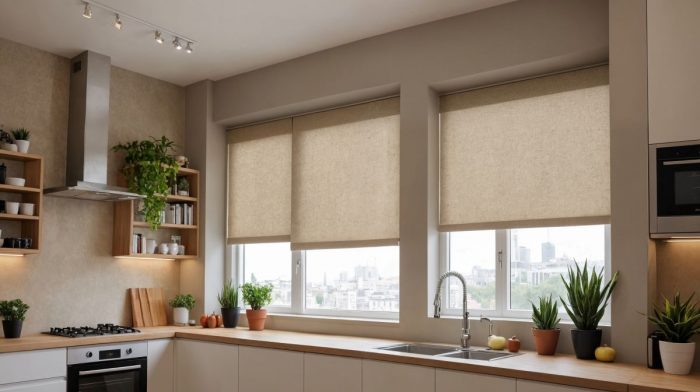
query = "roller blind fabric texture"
(439, 66, 610, 231)
(227, 119, 292, 243)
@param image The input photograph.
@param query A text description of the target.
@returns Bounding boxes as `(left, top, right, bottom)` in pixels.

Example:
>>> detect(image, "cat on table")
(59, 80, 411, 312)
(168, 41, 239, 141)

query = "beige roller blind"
(439, 66, 610, 231)
(291, 97, 400, 250)
(227, 119, 292, 243)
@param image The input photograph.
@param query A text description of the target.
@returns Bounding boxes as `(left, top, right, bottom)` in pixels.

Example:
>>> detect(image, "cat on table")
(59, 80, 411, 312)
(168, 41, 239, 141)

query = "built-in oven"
(650, 140, 700, 237)
(67, 341, 147, 392)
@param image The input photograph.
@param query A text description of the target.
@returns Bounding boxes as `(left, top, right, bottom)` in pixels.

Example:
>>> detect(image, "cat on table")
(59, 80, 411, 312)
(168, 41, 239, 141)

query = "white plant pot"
(660, 341, 696, 375)
(1, 143, 17, 152)
(173, 307, 189, 326)
(15, 140, 29, 153)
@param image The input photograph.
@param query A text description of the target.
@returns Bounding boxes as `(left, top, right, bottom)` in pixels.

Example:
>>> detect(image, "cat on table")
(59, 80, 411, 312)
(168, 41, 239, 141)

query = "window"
(441, 224, 610, 319)
(240, 243, 292, 308)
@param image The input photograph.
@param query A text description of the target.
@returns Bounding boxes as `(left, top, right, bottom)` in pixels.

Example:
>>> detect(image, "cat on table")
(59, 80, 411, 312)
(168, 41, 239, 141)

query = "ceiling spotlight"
(114, 14, 122, 30)
(82, 2, 92, 19)
(154, 30, 164, 44)
(185, 42, 193, 54)
(173, 37, 182, 50)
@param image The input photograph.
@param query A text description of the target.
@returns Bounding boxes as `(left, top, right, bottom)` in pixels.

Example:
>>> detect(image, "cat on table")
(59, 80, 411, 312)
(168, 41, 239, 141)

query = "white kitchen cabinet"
(148, 339, 174, 392)
(0, 379, 66, 392)
(0, 349, 65, 385)
(304, 353, 361, 392)
(175, 339, 238, 392)
(238, 346, 303, 392)
(436, 369, 515, 392)
(516, 379, 601, 392)
(362, 359, 435, 392)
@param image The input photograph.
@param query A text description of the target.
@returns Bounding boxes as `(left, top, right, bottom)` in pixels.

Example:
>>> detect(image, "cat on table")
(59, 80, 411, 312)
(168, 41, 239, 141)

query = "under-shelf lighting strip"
(81, 0, 196, 54)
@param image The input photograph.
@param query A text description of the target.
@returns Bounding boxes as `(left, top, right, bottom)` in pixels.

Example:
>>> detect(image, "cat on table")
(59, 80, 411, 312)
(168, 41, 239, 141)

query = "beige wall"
(194, 0, 611, 355)
(0, 37, 185, 334)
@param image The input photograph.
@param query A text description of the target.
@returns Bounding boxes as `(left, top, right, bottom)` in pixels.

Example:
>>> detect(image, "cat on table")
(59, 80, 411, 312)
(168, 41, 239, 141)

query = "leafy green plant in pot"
(560, 261, 619, 360)
(169, 294, 195, 326)
(531, 295, 561, 355)
(241, 283, 273, 331)
(0, 299, 29, 338)
(0, 129, 16, 152)
(218, 280, 240, 328)
(649, 292, 700, 375)
(112, 137, 179, 230)
(11, 128, 30, 153)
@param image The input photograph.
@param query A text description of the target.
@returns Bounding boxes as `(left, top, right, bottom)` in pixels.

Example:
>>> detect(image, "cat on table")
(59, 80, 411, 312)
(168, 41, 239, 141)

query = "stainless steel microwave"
(650, 140, 700, 238)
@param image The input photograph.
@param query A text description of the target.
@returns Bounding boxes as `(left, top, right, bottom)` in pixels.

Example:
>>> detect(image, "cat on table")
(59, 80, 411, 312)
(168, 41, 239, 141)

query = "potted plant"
(169, 294, 195, 326)
(531, 294, 561, 355)
(11, 128, 30, 153)
(218, 280, 240, 328)
(0, 299, 29, 338)
(177, 176, 189, 196)
(0, 129, 16, 152)
(241, 282, 273, 331)
(649, 292, 700, 375)
(112, 136, 179, 229)
(560, 262, 619, 359)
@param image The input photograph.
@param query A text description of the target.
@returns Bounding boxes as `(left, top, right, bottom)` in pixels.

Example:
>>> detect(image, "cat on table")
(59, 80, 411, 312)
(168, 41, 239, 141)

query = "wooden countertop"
(1, 326, 699, 392)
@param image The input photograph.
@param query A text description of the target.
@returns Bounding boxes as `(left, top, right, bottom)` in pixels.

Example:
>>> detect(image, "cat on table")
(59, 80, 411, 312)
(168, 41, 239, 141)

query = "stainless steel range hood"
(45, 51, 141, 201)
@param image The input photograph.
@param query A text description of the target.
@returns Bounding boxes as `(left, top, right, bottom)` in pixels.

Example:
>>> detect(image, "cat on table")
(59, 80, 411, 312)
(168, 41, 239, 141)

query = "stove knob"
(126, 348, 133, 355)
(86, 352, 93, 358)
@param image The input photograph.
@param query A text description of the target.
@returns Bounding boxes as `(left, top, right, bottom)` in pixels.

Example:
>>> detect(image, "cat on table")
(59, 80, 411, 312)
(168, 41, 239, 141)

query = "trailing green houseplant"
(648, 292, 700, 375)
(531, 295, 561, 355)
(218, 280, 240, 328)
(169, 294, 195, 326)
(560, 261, 619, 359)
(112, 137, 179, 229)
(0, 299, 29, 338)
(241, 282, 273, 331)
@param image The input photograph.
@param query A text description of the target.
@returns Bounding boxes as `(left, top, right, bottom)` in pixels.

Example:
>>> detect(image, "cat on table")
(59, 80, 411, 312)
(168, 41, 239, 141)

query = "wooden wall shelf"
(0, 149, 43, 255)
(113, 167, 199, 259)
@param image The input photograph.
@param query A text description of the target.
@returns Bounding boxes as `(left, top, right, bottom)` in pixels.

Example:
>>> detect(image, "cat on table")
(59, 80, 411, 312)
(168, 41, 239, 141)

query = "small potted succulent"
(169, 294, 195, 326)
(218, 280, 240, 328)
(531, 294, 561, 355)
(177, 176, 189, 196)
(0, 299, 29, 338)
(242, 282, 273, 331)
(649, 292, 700, 375)
(0, 129, 16, 152)
(11, 128, 30, 153)
(560, 261, 619, 360)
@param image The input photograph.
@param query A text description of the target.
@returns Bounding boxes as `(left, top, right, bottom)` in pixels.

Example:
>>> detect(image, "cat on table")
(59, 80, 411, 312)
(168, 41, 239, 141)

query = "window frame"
(438, 224, 612, 322)
(231, 244, 400, 320)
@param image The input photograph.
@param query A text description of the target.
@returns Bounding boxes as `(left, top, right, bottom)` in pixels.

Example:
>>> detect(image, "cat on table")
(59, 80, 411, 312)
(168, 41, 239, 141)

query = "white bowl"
(5, 177, 25, 187)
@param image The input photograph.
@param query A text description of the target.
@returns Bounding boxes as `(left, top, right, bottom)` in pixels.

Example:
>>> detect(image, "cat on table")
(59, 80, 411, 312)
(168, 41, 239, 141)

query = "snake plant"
(649, 292, 700, 343)
(560, 261, 619, 330)
(531, 295, 561, 330)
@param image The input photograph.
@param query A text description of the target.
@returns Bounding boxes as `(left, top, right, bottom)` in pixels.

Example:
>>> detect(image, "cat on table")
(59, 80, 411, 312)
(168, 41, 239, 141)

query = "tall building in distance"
(541, 241, 555, 263)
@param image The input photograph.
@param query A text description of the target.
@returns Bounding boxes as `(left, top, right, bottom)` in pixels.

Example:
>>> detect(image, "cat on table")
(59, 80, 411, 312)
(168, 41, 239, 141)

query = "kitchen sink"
(377, 343, 461, 356)
(437, 349, 518, 361)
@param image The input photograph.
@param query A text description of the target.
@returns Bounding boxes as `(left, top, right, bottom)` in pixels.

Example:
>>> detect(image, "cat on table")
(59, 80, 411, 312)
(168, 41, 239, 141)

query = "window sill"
(264, 312, 400, 328)
(434, 314, 611, 328)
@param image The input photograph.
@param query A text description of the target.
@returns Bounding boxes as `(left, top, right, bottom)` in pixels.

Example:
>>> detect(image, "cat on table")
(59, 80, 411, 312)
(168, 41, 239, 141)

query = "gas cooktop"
(44, 324, 140, 338)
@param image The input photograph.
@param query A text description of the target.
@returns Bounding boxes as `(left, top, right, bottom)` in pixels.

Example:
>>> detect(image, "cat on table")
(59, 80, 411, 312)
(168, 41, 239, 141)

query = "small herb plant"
(0, 299, 29, 321)
(0, 129, 13, 144)
(169, 294, 196, 310)
(241, 283, 273, 310)
(218, 280, 239, 309)
(649, 292, 700, 343)
(531, 295, 561, 330)
(560, 261, 619, 330)
(112, 136, 179, 229)
(177, 177, 189, 193)
(10, 128, 29, 141)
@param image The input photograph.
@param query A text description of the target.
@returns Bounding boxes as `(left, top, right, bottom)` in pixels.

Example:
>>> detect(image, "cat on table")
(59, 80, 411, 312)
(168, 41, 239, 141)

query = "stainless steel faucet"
(433, 271, 470, 349)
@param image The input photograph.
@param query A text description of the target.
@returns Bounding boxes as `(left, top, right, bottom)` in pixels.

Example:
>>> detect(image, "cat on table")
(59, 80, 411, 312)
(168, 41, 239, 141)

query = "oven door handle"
(78, 364, 142, 376)
(663, 159, 700, 166)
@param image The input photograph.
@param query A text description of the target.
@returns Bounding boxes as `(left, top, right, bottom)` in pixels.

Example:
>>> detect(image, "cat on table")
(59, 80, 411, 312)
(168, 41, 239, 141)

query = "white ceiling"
(0, 0, 512, 86)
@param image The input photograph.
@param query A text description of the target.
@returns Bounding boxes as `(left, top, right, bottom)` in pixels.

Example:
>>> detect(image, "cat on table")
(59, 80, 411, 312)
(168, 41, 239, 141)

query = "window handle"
(295, 259, 301, 274)
(498, 250, 503, 269)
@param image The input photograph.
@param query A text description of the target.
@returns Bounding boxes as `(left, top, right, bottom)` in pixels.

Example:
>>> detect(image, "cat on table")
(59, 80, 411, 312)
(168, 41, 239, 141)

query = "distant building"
(541, 242, 555, 263)
(518, 246, 531, 264)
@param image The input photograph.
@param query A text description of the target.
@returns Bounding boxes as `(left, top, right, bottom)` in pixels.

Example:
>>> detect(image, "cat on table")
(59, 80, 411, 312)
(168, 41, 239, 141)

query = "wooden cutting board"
(129, 288, 168, 327)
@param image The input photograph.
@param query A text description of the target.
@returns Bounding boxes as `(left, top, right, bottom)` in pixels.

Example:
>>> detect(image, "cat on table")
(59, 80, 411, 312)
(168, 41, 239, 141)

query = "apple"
(595, 345, 616, 362)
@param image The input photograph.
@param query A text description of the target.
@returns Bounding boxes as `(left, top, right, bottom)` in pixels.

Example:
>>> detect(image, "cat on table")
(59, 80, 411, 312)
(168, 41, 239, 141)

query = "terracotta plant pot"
(532, 328, 560, 355)
(246, 309, 267, 331)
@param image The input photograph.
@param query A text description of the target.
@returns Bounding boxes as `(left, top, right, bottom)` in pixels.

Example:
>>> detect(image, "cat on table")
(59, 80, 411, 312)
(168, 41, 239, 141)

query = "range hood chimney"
(45, 51, 140, 201)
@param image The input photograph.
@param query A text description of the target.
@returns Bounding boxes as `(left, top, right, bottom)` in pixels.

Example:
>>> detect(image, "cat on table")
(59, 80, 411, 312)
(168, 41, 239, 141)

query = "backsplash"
(0, 37, 185, 334)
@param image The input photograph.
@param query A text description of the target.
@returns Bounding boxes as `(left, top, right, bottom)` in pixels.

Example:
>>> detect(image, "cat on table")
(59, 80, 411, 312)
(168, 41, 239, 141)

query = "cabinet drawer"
(0, 349, 66, 385)
(0, 378, 66, 392)
(517, 380, 603, 392)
